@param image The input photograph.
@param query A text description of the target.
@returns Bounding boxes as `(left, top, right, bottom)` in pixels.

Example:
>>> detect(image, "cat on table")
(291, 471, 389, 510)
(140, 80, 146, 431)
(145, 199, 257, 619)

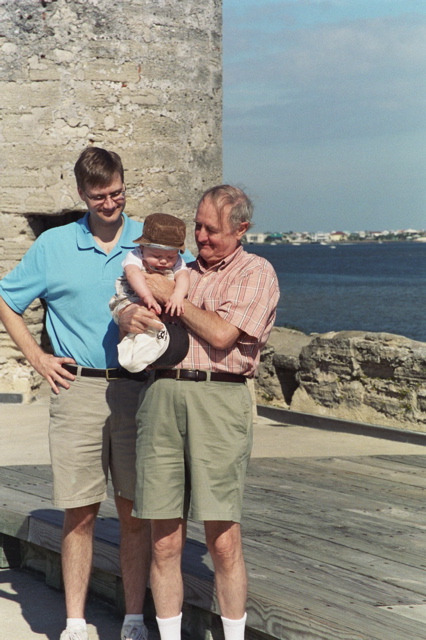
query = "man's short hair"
(74, 147, 124, 190)
(198, 185, 254, 232)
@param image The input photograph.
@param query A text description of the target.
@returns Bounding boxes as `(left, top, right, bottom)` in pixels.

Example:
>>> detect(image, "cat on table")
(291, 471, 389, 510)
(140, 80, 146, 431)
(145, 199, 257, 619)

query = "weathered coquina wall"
(0, 0, 222, 399)
(256, 327, 426, 432)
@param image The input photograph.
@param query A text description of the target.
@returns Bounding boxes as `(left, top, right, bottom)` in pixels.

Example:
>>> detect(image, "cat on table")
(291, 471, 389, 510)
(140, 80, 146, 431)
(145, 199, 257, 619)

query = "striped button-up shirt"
(178, 245, 280, 377)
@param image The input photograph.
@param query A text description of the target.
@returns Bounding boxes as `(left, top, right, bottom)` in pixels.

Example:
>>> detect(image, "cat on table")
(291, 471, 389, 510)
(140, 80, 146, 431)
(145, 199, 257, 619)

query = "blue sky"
(222, 0, 426, 232)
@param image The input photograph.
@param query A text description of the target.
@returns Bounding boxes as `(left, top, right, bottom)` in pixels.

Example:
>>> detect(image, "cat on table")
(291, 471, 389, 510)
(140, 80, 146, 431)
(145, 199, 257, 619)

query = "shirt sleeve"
(214, 260, 280, 341)
(172, 255, 188, 273)
(0, 236, 48, 313)
(122, 247, 143, 269)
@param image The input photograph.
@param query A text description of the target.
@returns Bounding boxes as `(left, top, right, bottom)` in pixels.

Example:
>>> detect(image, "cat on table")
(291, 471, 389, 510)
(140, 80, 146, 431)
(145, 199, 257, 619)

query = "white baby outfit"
(109, 247, 188, 372)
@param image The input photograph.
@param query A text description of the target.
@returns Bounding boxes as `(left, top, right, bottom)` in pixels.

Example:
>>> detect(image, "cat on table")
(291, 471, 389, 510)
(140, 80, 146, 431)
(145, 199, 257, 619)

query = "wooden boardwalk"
(2, 426, 426, 638)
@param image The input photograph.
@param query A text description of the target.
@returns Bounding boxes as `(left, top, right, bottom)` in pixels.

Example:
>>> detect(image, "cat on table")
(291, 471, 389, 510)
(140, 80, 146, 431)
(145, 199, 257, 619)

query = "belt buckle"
(106, 368, 119, 381)
(189, 369, 203, 381)
(176, 369, 201, 381)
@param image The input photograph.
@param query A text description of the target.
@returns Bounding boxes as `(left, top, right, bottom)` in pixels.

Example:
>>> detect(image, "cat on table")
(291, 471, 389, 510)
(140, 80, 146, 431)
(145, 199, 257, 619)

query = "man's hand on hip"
(33, 353, 77, 395)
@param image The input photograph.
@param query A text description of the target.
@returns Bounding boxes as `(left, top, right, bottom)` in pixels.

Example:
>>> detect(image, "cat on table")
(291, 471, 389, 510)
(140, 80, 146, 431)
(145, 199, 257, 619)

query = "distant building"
(245, 232, 268, 243)
(312, 232, 331, 244)
(329, 231, 348, 242)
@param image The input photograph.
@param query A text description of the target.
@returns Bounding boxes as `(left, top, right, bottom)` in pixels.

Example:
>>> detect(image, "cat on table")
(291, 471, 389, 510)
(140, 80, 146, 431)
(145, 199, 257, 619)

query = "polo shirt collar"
(196, 243, 244, 273)
(76, 213, 94, 250)
(76, 212, 136, 252)
(118, 213, 140, 250)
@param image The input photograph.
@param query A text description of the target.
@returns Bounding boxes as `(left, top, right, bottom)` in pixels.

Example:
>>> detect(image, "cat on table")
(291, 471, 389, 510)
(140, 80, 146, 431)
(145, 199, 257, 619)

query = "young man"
(124, 185, 280, 640)
(0, 147, 166, 640)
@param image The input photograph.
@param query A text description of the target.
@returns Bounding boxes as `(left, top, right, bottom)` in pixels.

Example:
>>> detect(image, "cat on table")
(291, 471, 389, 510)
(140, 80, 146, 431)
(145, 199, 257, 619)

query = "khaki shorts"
(49, 375, 143, 508)
(133, 377, 253, 522)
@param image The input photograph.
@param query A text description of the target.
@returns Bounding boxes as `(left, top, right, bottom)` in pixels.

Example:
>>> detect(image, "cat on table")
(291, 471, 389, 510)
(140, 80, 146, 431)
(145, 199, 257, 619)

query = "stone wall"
(256, 327, 426, 432)
(0, 0, 222, 400)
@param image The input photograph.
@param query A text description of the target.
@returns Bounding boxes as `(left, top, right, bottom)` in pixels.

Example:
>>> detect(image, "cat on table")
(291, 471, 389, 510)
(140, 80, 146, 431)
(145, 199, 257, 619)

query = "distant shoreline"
(244, 238, 426, 246)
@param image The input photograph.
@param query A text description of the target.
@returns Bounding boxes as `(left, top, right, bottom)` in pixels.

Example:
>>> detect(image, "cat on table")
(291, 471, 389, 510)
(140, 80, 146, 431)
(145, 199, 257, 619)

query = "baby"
(124, 212, 189, 316)
(110, 212, 190, 372)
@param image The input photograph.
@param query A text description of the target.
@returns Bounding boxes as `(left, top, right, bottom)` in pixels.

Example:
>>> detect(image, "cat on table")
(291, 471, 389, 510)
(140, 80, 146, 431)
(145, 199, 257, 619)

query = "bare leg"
(150, 518, 186, 617)
(62, 503, 100, 618)
(115, 495, 151, 614)
(204, 521, 247, 619)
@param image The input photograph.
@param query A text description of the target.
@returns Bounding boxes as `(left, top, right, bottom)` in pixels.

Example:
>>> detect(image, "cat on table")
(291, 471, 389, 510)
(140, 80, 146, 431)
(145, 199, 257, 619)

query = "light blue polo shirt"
(0, 213, 194, 369)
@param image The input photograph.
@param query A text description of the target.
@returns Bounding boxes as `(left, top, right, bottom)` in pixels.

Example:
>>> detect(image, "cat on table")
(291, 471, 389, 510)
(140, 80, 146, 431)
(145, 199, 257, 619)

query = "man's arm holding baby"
(143, 272, 241, 350)
(117, 302, 164, 340)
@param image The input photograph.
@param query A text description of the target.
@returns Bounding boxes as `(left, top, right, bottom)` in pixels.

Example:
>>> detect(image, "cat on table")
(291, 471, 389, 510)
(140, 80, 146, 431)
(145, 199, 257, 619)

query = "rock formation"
(256, 327, 426, 432)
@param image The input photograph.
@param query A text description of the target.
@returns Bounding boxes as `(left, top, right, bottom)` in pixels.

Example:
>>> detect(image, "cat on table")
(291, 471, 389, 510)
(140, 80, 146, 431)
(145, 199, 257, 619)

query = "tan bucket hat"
(134, 213, 186, 251)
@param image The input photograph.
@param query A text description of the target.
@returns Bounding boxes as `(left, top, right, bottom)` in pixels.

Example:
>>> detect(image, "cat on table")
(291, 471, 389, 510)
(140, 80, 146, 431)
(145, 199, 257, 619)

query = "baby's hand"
(141, 293, 162, 315)
(165, 292, 185, 316)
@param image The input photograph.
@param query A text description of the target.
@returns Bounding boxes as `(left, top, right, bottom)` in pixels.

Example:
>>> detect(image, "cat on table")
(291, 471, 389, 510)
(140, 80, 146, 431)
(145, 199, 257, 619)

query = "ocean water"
(245, 242, 426, 343)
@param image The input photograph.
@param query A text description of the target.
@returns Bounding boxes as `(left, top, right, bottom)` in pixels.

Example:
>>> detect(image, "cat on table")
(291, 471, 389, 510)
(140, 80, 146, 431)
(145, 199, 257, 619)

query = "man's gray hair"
(198, 185, 254, 231)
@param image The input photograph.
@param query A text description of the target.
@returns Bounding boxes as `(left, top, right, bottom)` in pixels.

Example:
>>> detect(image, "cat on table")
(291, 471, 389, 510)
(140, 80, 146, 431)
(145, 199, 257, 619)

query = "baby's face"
(143, 246, 179, 271)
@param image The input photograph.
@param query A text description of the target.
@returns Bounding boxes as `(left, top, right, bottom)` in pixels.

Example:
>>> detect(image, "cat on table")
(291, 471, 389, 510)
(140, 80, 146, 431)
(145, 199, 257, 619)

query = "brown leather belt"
(63, 363, 149, 382)
(153, 368, 246, 383)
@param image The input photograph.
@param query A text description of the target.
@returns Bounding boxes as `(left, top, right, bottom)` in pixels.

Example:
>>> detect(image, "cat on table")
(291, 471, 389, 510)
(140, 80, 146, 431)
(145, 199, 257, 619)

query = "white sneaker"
(121, 621, 149, 640)
(59, 628, 89, 640)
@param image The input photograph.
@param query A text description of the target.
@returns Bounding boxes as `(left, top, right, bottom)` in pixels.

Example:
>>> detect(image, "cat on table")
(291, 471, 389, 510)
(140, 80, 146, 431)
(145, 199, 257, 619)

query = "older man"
(126, 185, 280, 640)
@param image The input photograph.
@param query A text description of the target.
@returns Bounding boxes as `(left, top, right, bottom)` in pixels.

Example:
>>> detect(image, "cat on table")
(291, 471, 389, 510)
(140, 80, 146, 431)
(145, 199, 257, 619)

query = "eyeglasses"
(83, 186, 126, 204)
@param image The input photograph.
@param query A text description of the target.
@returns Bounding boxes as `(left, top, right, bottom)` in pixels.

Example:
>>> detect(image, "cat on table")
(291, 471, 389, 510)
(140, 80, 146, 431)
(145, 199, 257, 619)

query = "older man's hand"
(118, 302, 164, 338)
(145, 273, 175, 305)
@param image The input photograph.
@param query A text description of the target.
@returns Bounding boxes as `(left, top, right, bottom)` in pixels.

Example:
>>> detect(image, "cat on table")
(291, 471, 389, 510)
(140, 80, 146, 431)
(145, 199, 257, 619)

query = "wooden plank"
(242, 488, 426, 548)
(289, 456, 426, 489)
(171, 527, 374, 639)
(247, 456, 426, 497)
(243, 537, 426, 607)
(3, 450, 426, 640)
(0, 506, 29, 539)
(0, 533, 21, 568)
(243, 484, 426, 529)
(244, 579, 426, 640)
(188, 518, 426, 607)
(240, 504, 426, 571)
(242, 548, 426, 640)
(186, 469, 426, 637)
(181, 554, 367, 640)
(245, 521, 426, 595)
(244, 458, 426, 527)
(0, 485, 54, 513)
(28, 517, 122, 576)
(248, 453, 426, 480)
(338, 454, 426, 479)
(0, 464, 53, 481)
(374, 455, 426, 469)
(186, 527, 426, 640)
(242, 496, 426, 546)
